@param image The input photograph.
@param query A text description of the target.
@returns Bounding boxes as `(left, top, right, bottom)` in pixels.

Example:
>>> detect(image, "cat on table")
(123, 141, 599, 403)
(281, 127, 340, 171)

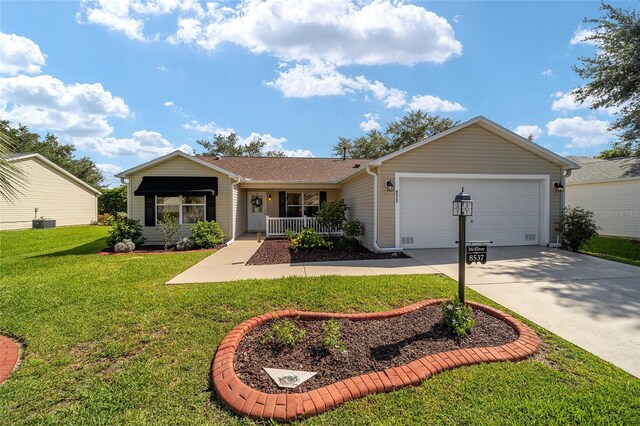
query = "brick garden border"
(212, 299, 540, 422)
(0, 335, 20, 385)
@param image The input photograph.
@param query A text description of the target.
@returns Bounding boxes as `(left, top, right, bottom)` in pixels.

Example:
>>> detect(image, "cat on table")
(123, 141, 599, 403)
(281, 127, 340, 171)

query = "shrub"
(315, 199, 349, 237)
(261, 318, 306, 347)
(114, 239, 135, 253)
(290, 228, 332, 252)
(283, 229, 297, 240)
(556, 206, 599, 252)
(98, 185, 127, 215)
(322, 319, 346, 354)
(176, 237, 195, 251)
(442, 297, 475, 337)
(343, 219, 364, 239)
(157, 212, 180, 250)
(190, 220, 225, 248)
(107, 217, 145, 248)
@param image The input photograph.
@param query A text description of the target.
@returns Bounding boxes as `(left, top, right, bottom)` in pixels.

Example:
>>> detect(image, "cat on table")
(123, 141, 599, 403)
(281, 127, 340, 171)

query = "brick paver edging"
(0, 335, 20, 384)
(212, 299, 540, 422)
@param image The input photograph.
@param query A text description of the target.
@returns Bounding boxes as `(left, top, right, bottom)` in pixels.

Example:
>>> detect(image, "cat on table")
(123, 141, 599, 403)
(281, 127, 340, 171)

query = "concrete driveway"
(406, 246, 640, 378)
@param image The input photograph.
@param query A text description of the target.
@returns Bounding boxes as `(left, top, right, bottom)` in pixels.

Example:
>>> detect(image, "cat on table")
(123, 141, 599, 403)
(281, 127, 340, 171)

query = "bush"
(322, 319, 346, 354)
(176, 237, 195, 251)
(98, 185, 127, 215)
(157, 212, 180, 250)
(290, 228, 332, 252)
(315, 199, 348, 237)
(114, 239, 135, 253)
(283, 229, 297, 240)
(343, 219, 364, 239)
(557, 206, 599, 252)
(190, 220, 225, 248)
(442, 297, 475, 337)
(261, 318, 306, 348)
(107, 217, 145, 248)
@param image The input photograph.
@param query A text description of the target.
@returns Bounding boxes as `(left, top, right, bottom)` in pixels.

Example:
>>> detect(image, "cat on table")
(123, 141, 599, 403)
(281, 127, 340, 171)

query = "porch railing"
(265, 216, 342, 238)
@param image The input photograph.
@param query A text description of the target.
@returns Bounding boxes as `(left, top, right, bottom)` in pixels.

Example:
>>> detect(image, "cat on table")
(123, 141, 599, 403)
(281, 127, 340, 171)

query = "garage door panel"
(399, 177, 540, 248)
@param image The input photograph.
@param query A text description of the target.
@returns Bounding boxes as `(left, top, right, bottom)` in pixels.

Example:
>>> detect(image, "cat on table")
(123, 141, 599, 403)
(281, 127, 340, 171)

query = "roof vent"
(353, 163, 360, 168)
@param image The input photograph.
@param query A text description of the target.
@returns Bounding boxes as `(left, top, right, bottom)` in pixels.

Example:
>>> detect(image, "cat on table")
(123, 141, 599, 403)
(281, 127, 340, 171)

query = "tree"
(99, 185, 127, 214)
(556, 206, 599, 252)
(196, 132, 286, 157)
(333, 111, 458, 159)
(596, 146, 634, 159)
(0, 121, 104, 188)
(0, 123, 26, 202)
(572, 3, 640, 154)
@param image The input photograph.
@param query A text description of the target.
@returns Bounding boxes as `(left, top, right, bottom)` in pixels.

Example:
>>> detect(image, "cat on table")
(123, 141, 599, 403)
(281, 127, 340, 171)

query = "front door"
(248, 192, 267, 231)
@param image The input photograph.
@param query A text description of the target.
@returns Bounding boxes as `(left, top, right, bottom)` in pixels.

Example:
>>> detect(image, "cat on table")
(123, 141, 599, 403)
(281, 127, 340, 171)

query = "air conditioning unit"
(32, 219, 56, 229)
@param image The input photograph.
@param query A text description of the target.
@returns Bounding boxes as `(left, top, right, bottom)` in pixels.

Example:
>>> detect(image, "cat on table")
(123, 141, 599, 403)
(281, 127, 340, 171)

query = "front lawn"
(581, 236, 640, 267)
(0, 226, 638, 424)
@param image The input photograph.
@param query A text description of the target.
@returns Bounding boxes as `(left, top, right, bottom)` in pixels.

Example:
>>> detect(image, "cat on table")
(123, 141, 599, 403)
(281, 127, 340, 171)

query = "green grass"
(581, 236, 640, 267)
(0, 226, 638, 425)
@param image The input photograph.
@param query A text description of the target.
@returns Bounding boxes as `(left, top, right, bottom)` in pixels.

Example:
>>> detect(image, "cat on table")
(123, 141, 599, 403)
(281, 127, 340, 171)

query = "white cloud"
(156, 65, 169, 72)
(96, 163, 124, 187)
(541, 69, 553, 77)
(546, 116, 612, 148)
(0, 74, 130, 137)
(0, 33, 46, 75)
(237, 132, 314, 157)
(83, 0, 462, 66)
(74, 130, 193, 158)
(513, 125, 544, 139)
(182, 120, 217, 133)
(407, 94, 465, 112)
(359, 113, 380, 131)
(453, 15, 463, 24)
(570, 26, 597, 46)
(163, 100, 174, 107)
(551, 91, 619, 115)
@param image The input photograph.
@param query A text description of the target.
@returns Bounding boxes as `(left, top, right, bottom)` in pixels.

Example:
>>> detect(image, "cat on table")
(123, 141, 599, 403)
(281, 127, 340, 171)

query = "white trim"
(9, 153, 101, 195)
(566, 176, 640, 186)
(227, 177, 241, 245)
(394, 173, 550, 248)
(116, 150, 241, 180)
(365, 166, 403, 253)
(370, 116, 580, 170)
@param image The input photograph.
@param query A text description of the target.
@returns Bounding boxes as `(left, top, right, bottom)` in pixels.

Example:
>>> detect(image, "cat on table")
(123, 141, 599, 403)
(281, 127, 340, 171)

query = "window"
(286, 192, 320, 217)
(156, 195, 205, 224)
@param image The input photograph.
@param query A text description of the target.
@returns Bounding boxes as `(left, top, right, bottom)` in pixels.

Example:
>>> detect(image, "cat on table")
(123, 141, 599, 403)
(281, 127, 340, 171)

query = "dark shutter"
(206, 194, 216, 221)
(319, 191, 327, 208)
(279, 191, 286, 217)
(144, 195, 155, 226)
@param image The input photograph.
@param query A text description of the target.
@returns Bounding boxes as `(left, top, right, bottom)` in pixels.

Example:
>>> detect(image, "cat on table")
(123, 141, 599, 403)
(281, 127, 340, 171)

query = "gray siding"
(340, 171, 375, 250)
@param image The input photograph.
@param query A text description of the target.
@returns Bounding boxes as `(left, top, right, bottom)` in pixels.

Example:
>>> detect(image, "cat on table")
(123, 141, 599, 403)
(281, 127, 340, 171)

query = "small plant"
(114, 239, 135, 253)
(158, 212, 180, 250)
(283, 229, 297, 240)
(556, 206, 599, 252)
(190, 220, 225, 248)
(261, 318, 306, 347)
(315, 199, 349, 237)
(343, 219, 364, 239)
(322, 319, 346, 354)
(290, 228, 332, 252)
(106, 216, 146, 248)
(176, 237, 195, 251)
(442, 297, 475, 337)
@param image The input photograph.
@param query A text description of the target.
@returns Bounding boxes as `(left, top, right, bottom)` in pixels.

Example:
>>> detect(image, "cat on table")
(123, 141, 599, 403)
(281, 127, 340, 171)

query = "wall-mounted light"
(553, 182, 564, 192)
(268, 193, 272, 201)
(385, 180, 395, 192)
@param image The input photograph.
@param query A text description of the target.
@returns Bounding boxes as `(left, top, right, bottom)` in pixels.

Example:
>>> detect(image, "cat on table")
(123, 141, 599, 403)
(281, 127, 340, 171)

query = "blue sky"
(1, 0, 634, 187)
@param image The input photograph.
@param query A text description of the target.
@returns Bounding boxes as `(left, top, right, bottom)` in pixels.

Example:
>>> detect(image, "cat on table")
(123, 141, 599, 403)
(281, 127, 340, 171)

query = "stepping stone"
(263, 367, 317, 389)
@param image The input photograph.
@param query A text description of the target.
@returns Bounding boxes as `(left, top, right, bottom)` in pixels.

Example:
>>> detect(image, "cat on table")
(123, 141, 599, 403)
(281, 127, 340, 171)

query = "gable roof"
(8, 153, 101, 195)
(566, 156, 640, 184)
(368, 115, 580, 170)
(116, 150, 241, 180)
(199, 156, 369, 182)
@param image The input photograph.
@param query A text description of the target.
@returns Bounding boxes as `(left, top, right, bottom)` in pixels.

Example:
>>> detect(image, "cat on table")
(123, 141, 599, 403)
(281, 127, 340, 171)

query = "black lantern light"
(452, 188, 473, 217)
(452, 187, 472, 302)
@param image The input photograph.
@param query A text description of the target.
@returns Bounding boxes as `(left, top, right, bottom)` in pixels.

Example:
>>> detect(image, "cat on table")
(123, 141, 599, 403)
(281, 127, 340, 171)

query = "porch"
(265, 216, 342, 238)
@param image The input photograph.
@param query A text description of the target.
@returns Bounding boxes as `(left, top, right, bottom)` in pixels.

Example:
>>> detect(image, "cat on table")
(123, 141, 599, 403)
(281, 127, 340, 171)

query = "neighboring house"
(566, 156, 640, 239)
(1, 154, 100, 230)
(117, 116, 579, 250)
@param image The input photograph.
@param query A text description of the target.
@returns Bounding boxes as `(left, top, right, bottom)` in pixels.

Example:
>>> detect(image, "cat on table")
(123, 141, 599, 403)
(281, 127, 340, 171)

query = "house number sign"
(466, 245, 487, 265)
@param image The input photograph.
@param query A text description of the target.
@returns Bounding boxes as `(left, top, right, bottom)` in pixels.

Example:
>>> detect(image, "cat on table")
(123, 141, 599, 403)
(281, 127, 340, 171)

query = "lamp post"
(452, 188, 473, 303)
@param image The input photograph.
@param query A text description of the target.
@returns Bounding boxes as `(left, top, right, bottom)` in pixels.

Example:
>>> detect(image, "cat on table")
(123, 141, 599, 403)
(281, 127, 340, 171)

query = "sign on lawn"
(466, 245, 487, 265)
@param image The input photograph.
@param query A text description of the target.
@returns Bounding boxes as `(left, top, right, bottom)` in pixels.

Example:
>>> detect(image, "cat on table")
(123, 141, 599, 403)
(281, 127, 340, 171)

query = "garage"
(397, 174, 548, 248)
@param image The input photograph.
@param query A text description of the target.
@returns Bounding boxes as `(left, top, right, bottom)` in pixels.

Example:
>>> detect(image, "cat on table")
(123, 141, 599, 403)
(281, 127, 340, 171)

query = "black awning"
(134, 176, 218, 196)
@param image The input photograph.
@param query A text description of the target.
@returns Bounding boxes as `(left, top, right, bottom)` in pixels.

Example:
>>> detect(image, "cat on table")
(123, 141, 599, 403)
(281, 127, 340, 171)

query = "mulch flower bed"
(98, 244, 224, 255)
(234, 304, 518, 393)
(246, 238, 407, 265)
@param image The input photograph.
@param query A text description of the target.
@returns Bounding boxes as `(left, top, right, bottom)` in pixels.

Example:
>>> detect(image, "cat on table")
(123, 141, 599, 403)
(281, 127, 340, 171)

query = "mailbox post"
(452, 188, 473, 303)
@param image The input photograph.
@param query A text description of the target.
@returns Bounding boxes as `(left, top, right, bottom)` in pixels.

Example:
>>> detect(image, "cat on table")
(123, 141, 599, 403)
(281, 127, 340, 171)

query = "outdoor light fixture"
(553, 182, 565, 192)
(385, 180, 395, 191)
(452, 188, 473, 216)
(268, 193, 272, 201)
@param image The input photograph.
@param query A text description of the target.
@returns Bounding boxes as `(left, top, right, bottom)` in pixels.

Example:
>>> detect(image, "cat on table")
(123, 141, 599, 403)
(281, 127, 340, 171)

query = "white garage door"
(399, 177, 540, 248)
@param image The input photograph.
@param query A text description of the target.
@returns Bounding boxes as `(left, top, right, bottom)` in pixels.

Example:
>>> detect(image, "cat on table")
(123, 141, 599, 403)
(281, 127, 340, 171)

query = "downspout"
(549, 168, 572, 248)
(226, 176, 241, 245)
(120, 177, 131, 217)
(365, 166, 403, 253)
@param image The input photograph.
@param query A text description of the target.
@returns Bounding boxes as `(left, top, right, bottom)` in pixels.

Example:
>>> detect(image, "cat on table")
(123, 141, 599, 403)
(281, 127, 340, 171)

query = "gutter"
(548, 168, 573, 248)
(120, 177, 131, 217)
(226, 176, 242, 246)
(365, 166, 403, 253)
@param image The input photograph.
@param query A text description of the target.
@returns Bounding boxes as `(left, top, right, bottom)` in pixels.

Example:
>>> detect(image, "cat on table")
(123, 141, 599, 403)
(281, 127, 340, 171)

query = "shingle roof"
(566, 156, 640, 184)
(198, 156, 370, 182)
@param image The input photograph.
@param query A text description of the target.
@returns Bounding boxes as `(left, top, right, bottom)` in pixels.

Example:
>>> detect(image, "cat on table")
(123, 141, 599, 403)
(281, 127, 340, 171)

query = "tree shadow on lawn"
(30, 237, 107, 257)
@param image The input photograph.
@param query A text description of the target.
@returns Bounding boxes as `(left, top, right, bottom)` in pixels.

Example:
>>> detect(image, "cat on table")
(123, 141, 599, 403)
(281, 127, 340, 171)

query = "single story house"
(566, 156, 639, 239)
(1, 154, 100, 230)
(117, 116, 579, 250)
